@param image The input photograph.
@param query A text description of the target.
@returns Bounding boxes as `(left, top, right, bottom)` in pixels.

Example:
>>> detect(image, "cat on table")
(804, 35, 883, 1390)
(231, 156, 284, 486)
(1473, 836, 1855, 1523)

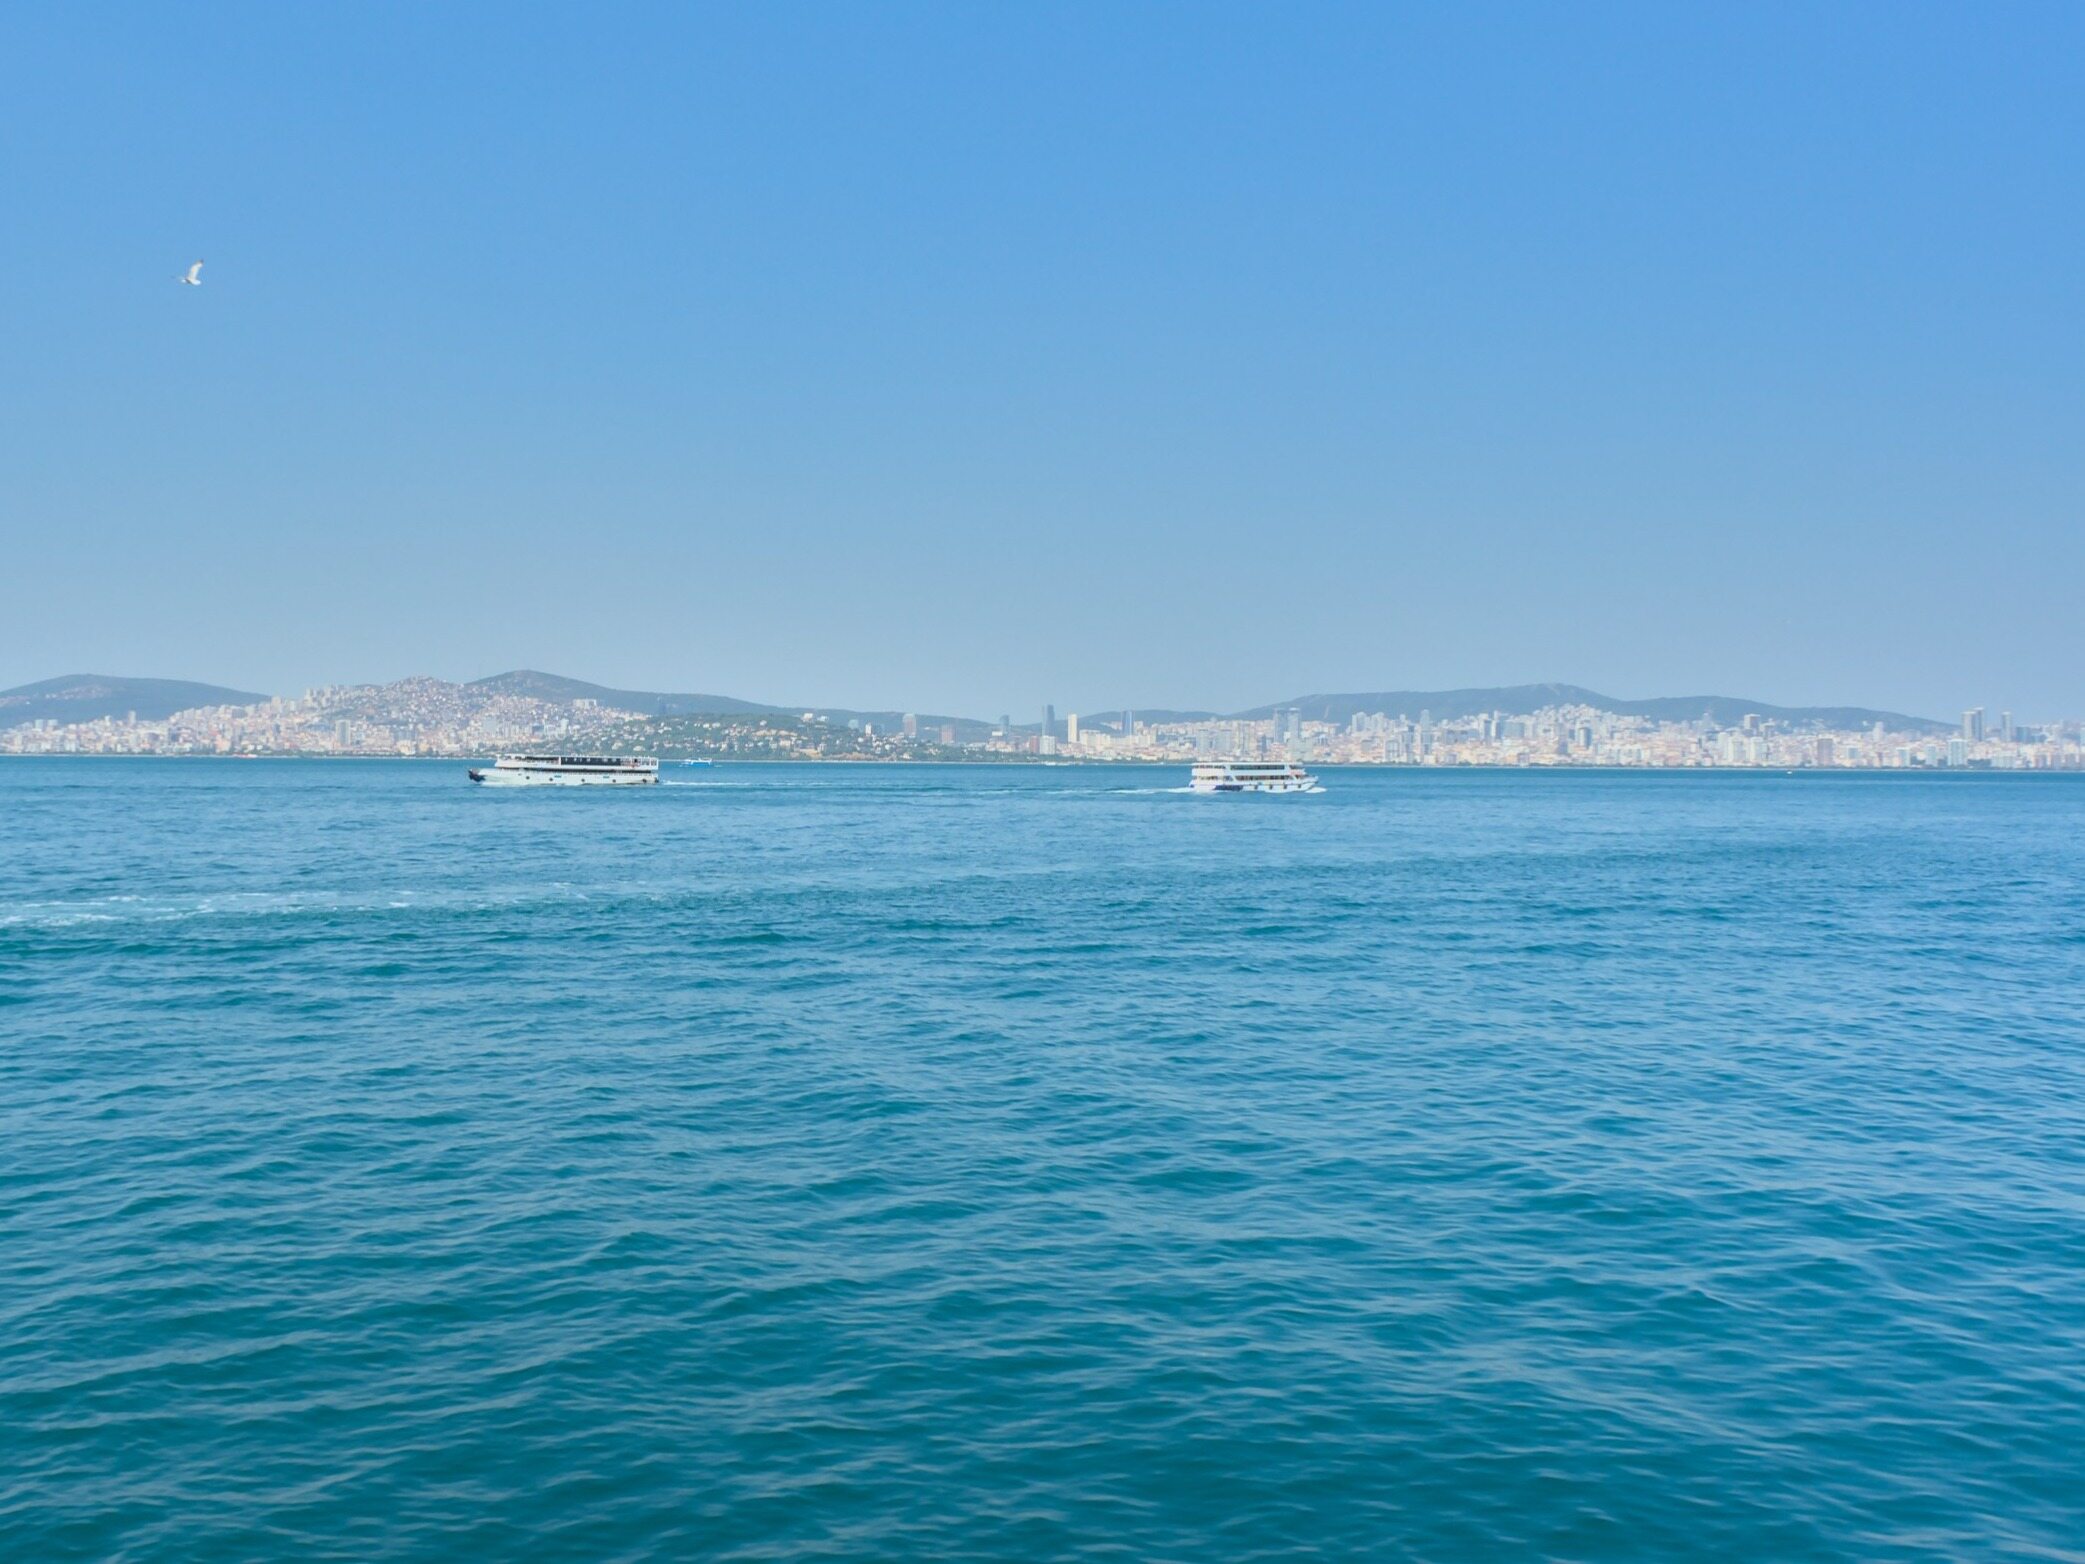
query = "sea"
(3, 760, 2082, 1561)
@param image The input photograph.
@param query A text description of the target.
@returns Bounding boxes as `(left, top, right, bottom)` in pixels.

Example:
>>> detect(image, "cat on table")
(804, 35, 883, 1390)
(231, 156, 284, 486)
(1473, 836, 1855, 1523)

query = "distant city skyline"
(4, 668, 2068, 737)
(4, 665, 2079, 738)
(9, 669, 2079, 771)
(6, 4, 2082, 716)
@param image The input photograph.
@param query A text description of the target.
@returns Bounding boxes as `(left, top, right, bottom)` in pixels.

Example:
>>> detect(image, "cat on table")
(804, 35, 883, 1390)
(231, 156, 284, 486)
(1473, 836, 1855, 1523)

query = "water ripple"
(3, 762, 2083, 1560)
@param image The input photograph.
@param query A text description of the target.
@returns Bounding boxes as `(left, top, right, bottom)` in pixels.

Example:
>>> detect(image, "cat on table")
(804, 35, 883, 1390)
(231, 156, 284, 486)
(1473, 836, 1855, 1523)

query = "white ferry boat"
(1189, 761, 1320, 794)
(468, 754, 659, 787)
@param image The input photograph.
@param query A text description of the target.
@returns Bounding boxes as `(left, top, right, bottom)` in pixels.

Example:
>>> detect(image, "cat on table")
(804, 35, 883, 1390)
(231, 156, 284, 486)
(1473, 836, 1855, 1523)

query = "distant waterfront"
(8, 754, 2085, 777)
(4, 675, 2078, 771)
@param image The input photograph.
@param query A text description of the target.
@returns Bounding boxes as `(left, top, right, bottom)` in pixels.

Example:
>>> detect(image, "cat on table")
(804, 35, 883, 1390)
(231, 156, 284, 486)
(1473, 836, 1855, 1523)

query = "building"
(902, 712, 919, 739)
(1963, 708, 1985, 743)
(1065, 713, 1079, 745)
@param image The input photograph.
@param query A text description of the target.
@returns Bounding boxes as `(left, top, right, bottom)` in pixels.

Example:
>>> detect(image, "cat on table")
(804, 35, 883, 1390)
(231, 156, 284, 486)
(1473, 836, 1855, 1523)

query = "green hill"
(0, 674, 268, 728)
(468, 669, 777, 717)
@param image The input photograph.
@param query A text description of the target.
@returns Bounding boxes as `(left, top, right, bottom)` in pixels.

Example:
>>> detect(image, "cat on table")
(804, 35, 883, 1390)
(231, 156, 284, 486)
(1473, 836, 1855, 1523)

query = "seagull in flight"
(176, 259, 203, 286)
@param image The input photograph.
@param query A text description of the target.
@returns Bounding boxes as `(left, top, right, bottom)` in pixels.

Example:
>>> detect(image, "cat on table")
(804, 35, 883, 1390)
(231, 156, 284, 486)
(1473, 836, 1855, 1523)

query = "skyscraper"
(1963, 708, 1985, 743)
(1065, 713, 1079, 745)
(1044, 703, 1056, 740)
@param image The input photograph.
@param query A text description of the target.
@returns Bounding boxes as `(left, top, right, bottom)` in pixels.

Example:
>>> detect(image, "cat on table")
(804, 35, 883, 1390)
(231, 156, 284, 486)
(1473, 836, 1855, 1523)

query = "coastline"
(4, 754, 2077, 776)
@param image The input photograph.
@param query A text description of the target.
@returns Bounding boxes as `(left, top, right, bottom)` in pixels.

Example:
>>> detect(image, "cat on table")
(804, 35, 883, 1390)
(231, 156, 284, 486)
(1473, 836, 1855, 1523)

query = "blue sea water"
(3, 760, 2083, 1561)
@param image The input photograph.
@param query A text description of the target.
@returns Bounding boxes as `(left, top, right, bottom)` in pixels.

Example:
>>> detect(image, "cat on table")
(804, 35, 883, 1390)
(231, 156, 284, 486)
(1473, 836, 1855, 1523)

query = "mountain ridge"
(471, 671, 995, 738)
(4, 671, 1956, 734)
(468, 669, 776, 717)
(0, 674, 268, 727)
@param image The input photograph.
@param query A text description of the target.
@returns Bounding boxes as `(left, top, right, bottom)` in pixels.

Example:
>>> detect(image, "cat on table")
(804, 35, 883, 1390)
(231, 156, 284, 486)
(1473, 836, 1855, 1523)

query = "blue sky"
(4, 2, 2080, 719)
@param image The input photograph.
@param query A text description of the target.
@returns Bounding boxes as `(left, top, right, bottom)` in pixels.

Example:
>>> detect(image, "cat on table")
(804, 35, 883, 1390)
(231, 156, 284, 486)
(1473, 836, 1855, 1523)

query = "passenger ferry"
(468, 754, 659, 787)
(1189, 761, 1320, 794)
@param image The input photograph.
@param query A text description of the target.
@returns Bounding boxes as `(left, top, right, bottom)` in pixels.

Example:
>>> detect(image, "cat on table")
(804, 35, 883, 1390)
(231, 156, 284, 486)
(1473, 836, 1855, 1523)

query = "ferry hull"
(469, 768, 657, 786)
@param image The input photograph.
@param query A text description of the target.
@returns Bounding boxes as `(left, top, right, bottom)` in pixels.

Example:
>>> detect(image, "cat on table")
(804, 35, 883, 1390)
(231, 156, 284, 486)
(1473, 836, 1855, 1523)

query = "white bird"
(176, 260, 203, 286)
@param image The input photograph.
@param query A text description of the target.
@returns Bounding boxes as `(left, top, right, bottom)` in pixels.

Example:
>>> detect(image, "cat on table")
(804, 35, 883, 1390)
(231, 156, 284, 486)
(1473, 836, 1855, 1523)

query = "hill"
(0, 674, 268, 728)
(4, 669, 1959, 740)
(471, 671, 998, 740)
(468, 670, 777, 717)
(1236, 685, 1950, 733)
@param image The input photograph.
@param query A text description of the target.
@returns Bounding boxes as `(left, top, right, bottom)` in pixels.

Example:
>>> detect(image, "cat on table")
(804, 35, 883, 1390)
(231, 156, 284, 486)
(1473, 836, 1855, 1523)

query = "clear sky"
(5, 2, 2081, 720)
